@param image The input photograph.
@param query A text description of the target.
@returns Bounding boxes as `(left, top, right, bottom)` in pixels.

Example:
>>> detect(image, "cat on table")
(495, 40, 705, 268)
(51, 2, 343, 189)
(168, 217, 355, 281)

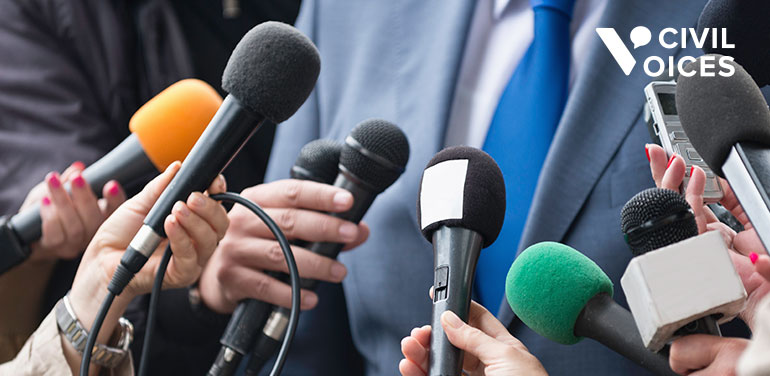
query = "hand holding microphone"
(399, 297, 546, 376)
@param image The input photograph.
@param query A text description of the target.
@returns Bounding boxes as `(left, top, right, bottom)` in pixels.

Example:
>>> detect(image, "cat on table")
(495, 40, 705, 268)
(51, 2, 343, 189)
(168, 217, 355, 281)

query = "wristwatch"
(55, 293, 134, 369)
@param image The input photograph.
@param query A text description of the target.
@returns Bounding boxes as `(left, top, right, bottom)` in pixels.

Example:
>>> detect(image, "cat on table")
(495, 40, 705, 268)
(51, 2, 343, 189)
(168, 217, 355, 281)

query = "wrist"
(69, 263, 135, 344)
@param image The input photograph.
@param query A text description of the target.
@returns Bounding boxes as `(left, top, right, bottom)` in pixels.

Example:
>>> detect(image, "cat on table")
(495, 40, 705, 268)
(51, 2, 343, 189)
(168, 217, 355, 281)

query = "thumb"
(121, 162, 181, 215)
(440, 310, 506, 365)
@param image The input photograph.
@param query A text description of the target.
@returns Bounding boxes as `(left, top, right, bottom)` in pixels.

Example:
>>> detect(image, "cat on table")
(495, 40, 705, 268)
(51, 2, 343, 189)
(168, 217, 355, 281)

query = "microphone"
(676, 56, 770, 254)
(209, 139, 343, 376)
(417, 146, 506, 376)
(108, 21, 321, 295)
(620, 188, 746, 351)
(0, 79, 221, 274)
(239, 119, 410, 375)
(506, 242, 678, 376)
(697, 0, 770, 86)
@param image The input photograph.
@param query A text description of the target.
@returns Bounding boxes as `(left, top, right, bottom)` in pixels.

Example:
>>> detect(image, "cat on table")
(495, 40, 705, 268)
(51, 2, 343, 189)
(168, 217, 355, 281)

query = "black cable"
(138, 244, 172, 376)
(79, 290, 116, 376)
(81, 192, 300, 376)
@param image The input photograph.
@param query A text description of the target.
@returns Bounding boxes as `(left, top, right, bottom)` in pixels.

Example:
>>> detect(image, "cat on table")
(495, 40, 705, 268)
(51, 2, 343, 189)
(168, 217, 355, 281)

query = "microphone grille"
(292, 139, 342, 184)
(620, 188, 698, 256)
(417, 146, 506, 247)
(339, 119, 409, 193)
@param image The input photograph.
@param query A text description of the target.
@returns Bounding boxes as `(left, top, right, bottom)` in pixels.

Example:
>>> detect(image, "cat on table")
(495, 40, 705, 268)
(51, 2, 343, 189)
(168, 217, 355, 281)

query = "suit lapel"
(497, 0, 710, 320)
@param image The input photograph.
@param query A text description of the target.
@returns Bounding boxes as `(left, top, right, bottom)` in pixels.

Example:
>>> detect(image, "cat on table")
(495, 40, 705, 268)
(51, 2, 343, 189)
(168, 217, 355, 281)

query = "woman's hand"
(20, 161, 126, 261)
(63, 162, 229, 374)
(399, 299, 547, 376)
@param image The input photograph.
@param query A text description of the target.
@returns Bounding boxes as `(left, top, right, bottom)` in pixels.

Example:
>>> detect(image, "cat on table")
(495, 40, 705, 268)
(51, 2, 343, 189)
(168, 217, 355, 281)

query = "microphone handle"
(675, 315, 722, 337)
(428, 226, 483, 376)
(242, 173, 377, 375)
(574, 293, 678, 376)
(9, 134, 155, 245)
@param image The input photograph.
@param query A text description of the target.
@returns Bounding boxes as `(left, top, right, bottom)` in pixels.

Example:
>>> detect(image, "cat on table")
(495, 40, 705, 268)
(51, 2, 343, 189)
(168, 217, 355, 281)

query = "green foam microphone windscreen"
(505, 242, 613, 345)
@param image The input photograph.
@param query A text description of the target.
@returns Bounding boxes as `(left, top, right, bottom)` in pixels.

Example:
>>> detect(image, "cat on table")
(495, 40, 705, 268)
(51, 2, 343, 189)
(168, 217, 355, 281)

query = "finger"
(60, 161, 85, 182)
(647, 144, 669, 186)
(173, 201, 219, 267)
(669, 335, 723, 375)
(706, 222, 736, 249)
(68, 171, 104, 236)
(253, 207, 362, 244)
(718, 178, 752, 230)
(685, 166, 708, 234)
(734, 228, 766, 257)
(441, 310, 514, 365)
(412, 325, 432, 348)
(398, 359, 426, 376)
(400, 336, 428, 374)
(218, 265, 319, 310)
(187, 192, 229, 241)
(123, 162, 181, 214)
(754, 254, 770, 283)
(342, 221, 370, 250)
(100, 180, 126, 216)
(242, 179, 354, 213)
(661, 154, 686, 192)
(224, 237, 348, 283)
(164, 214, 201, 288)
(38, 196, 66, 250)
(467, 300, 521, 343)
(45, 172, 86, 246)
(207, 174, 227, 196)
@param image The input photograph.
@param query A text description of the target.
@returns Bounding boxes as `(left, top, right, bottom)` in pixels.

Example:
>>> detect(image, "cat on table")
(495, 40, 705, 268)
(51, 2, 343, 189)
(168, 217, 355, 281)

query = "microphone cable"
(81, 192, 301, 376)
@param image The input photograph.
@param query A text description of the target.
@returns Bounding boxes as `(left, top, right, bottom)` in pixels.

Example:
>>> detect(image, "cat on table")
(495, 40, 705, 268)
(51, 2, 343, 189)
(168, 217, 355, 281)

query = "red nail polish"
(666, 155, 676, 169)
(751, 252, 759, 265)
(72, 174, 86, 188)
(42, 196, 51, 206)
(645, 146, 650, 162)
(107, 181, 120, 196)
(48, 173, 61, 188)
(71, 161, 85, 171)
(690, 166, 694, 176)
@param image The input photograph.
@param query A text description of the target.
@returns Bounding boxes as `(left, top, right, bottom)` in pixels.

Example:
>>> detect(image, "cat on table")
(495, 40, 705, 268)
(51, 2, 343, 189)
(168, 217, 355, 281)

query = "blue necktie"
(476, 0, 576, 310)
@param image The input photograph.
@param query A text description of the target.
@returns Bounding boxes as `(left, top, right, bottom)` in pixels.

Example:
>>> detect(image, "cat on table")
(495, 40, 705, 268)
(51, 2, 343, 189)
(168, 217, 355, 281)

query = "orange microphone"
(0, 79, 221, 273)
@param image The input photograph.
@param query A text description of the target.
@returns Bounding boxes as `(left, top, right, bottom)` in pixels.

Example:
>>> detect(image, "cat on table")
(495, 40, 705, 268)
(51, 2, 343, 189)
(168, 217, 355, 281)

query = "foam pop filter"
(417, 146, 506, 247)
(676, 56, 770, 177)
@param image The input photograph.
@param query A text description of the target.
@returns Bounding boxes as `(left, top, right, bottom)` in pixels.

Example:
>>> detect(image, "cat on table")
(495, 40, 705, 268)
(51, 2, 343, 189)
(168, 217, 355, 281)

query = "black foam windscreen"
(222, 21, 320, 123)
(676, 56, 770, 177)
(621, 188, 698, 256)
(292, 139, 342, 184)
(697, 0, 770, 87)
(417, 146, 506, 248)
(339, 119, 410, 193)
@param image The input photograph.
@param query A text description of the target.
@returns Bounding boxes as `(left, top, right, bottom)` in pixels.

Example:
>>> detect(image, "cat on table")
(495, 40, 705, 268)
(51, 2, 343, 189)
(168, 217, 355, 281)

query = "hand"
(63, 161, 229, 375)
(199, 179, 369, 313)
(669, 335, 748, 376)
(646, 144, 770, 329)
(751, 252, 770, 283)
(399, 299, 547, 376)
(20, 161, 126, 261)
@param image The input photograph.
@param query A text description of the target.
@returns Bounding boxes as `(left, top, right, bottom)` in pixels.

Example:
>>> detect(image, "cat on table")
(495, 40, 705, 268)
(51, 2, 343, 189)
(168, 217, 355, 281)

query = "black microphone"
(697, 0, 770, 87)
(209, 139, 343, 376)
(108, 21, 320, 295)
(241, 119, 410, 375)
(676, 56, 770, 254)
(506, 242, 678, 376)
(416, 146, 506, 376)
(0, 79, 222, 274)
(621, 188, 723, 351)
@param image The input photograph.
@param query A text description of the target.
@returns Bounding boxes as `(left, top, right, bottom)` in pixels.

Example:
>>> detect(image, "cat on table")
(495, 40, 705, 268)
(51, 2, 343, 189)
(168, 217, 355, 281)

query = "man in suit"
(208, 0, 720, 374)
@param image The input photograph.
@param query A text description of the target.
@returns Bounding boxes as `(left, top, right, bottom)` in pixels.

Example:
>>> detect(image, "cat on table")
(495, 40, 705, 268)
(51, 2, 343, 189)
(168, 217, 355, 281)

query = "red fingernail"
(666, 155, 676, 169)
(690, 166, 694, 176)
(645, 145, 650, 162)
(751, 252, 759, 264)
(107, 181, 120, 196)
(42, 196, 51, 206)
(71, 161, 85, 170)
(72, 173, 86, 188)
(47, 172, 61, 188)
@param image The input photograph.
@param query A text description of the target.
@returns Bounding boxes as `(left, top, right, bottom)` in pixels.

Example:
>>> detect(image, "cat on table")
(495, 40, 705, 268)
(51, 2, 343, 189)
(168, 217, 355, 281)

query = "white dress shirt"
(444, 0, 608, 148)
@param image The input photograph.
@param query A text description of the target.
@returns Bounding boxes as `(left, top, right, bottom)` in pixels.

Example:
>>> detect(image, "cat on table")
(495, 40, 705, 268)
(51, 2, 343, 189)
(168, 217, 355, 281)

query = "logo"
(596, 26, 735, 78)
